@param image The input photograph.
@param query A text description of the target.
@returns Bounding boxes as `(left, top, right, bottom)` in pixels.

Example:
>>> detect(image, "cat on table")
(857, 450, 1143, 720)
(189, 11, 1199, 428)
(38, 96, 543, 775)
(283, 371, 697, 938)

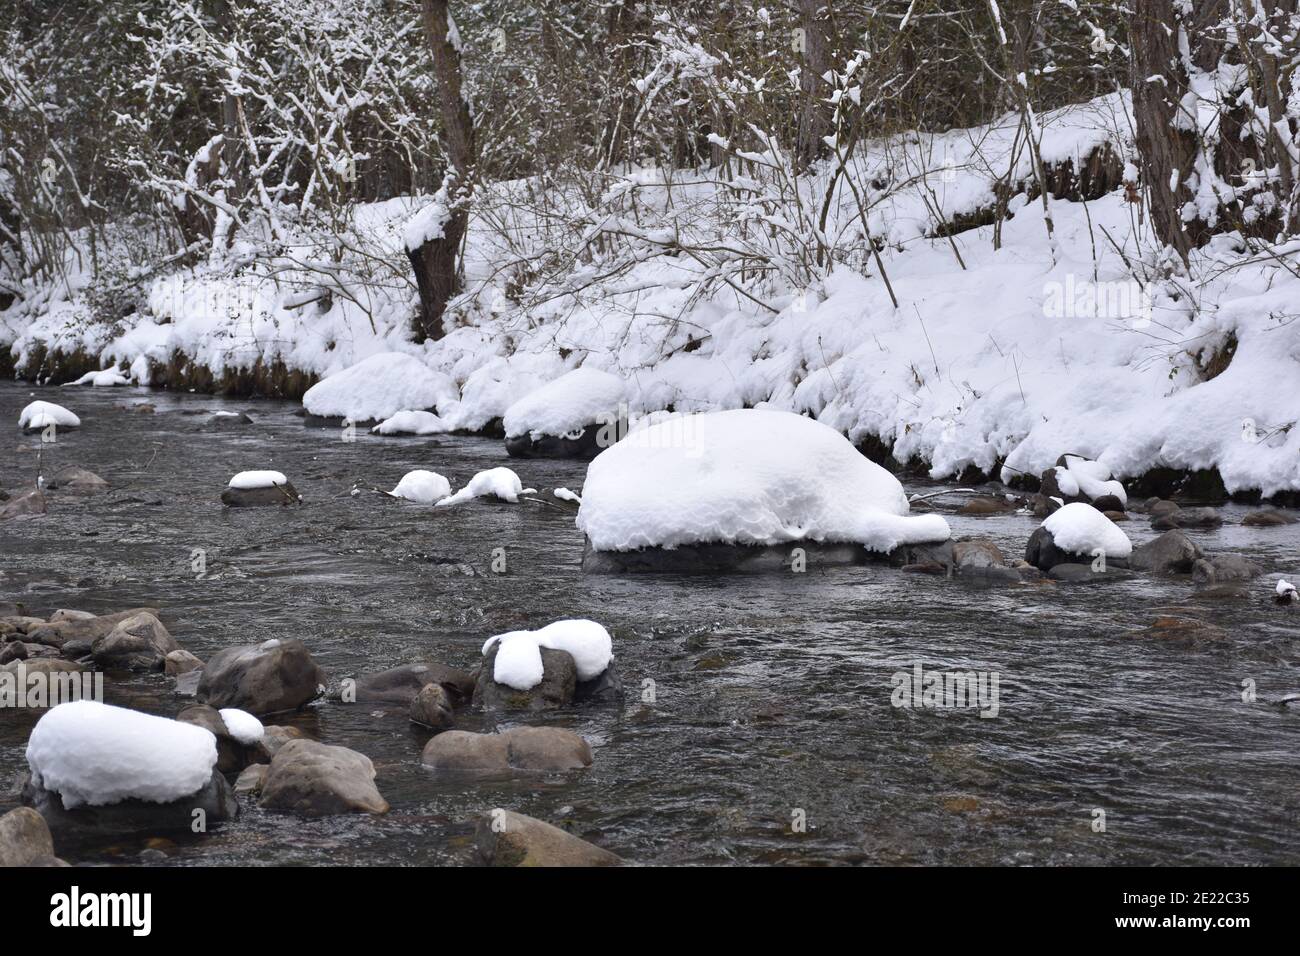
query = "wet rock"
(173, 669, 202, 697)
(23, 607, 162, 649)
(0, 807, 55, 867)
(0, 642, 59, 665)
(1146, 499, 1181, 518)
(1023, 527, 1076, 572)
(0, 489, 46, 521)
(1047, 563, 1136, 583)
(956, 496, 1015, 515)
(91, 611, 179, 671)
(422, 727, 592, 772)
(234, 764, 268, 797)
(474, 644, 576, 711)
(50, 468, 108, 495)
(1030, 494, 1062, 517)
(1102, 510, 1128, 522)
(49, 609, 96, 623)
(582, 537, 876, 574)
(1129, 530, 1203, 574)
(204, 412, 254, 429)
(260, 724, 308, 759)
(197, 638, 326, 716)
(1242, 509, 1298, 527)
(1152, 506, 1222, 531)
(505, 426, 602, 460)
(1192, 554, 1261, 586)
(574, 661, 624, 705)
(1091, 493, 1125, 514)
(0, 615, 43, 638)
(335, 662, 476, 707)
(475, 809, 622, 867)
(260, 740, 388, 817)
(952, 538, 1005, 570)
(176, 705, 266, 774)
(959, 565, 1024, 585)
(1126, 616, 1226, 644)
(164, 649, 204, 675)
(409, 683, 455, 729)
(220, 482, 301, 507)
(21, 770, 237, 836)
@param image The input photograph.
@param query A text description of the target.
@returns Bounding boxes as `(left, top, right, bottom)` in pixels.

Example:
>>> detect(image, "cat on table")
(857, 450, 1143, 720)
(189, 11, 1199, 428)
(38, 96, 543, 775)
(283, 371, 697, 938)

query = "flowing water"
(1, 381, 1298, 866)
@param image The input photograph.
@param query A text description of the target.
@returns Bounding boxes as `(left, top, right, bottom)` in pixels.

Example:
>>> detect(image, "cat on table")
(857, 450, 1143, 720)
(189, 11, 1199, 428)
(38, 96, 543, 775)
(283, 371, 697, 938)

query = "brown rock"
(475, 809, 622, 867)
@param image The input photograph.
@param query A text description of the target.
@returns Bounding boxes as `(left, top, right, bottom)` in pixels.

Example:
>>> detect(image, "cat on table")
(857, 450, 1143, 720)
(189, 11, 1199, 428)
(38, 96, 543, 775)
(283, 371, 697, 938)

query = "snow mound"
(18, 400, 80, 430)
(218, 708, 264, 745)
(25, 701, 218, 808)
(482, 619, 614, 690)
(435, 467, 535, 507)
(371, 409, 450, 436)
(1042, 502, 1132, 558)
(302, 352, 458, 422)
(390, 469, 452, 504)
(502, 367, 627, 439)
(1055, 455, 1127, 505)
(576, 409, 951, 552)
(68, 368, 130, 387)
(228, 470, 288, 490)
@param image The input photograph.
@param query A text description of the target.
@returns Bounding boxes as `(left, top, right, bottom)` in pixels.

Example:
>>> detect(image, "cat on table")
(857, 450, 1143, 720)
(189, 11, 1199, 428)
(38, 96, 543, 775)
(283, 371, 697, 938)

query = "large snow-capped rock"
(18, 400, 80, 433)
(302, 352, 458, 423)
(503, 367, 627, 458)
(25, 701, 218, 807)
(435, 467, 534, 507)
(482, 619, 614, 691)
(1025, 501, 1132, 571)
(576, 409, 950, 554)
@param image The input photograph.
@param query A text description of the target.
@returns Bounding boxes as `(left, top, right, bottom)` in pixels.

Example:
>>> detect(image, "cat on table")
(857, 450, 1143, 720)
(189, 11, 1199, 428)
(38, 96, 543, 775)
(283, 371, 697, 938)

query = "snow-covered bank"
(4, 93, 1298, 497)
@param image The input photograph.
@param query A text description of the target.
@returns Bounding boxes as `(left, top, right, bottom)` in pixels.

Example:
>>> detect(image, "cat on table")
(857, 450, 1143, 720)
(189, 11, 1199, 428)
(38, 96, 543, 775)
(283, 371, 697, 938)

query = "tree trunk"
(1129, 0, 1227, 260)
(795, 0, 832, 171)
(410, 0, 477, 342)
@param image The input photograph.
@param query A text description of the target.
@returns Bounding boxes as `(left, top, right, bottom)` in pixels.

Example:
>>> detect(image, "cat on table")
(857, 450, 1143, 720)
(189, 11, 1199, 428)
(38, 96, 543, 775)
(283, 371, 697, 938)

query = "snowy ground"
(4, 92, 1298, 496)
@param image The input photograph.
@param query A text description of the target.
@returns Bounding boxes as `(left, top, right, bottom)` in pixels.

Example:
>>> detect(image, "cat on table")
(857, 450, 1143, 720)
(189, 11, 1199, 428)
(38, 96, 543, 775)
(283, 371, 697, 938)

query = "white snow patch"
(18, 400, 80, 430)
(502, 367, 627, 439)
(302, 352, 458, 422)
(390, 469, 452, 504)
(228, 470, 288, 490)
(554, 487, 581, 504)
(482, 619, 614, 690)
(68, 368, 130, 387)
(1042, 502, 1132, 558)
(577, 409, 950, 552)
(435, 467, 535, 506)
(1058, 455, 1127, 505)
(25, 701, 218, 808)
(218, 708, 264, 745)
(371, 409, 450, 436)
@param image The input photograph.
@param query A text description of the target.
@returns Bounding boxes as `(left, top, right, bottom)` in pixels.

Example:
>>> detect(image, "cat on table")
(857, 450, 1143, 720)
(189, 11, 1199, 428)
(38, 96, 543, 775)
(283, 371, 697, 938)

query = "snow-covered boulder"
(18, 401, 80, 434)
(1040, 455, 1127, 510)
(390, 469, 452, 504)
(371, 409, 450, 436)
(22, 701, 237, 834)
(503, 367, 627, 459)
(435, 467, 535, 507)
(302, 352, 457, 424)
(196, 638, 326, 715)
(68, 368, 130, 387)
(177, 704, 266, 774)
(1024, 502, 1132, 571)
(576, 409, 950, 570)
(474, 620, 617, 711)
(221, 470, 301, 507)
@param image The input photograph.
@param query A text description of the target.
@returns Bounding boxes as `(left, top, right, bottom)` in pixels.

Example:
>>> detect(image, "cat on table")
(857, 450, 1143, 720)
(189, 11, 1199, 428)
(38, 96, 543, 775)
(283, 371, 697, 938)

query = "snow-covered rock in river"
(1024, 502, 1132, 571)
(474, 620, 617, 711)
(435, 466, 535, 506)
(196, 638, 326, 715)
(371, 409, 450, 436)
(177, 704, 266, 773)
(18, 401, 80, 434)
(21, 701, 237, 834)
(68, 368, 130, 387)
(302, 351, 457, 423)
(390, 469, 452, 504)
(221, 470, 301, 507)
(503, 367, 627, 459)
(576, 408, 950, 571)
(1039, 455, 1127, 509)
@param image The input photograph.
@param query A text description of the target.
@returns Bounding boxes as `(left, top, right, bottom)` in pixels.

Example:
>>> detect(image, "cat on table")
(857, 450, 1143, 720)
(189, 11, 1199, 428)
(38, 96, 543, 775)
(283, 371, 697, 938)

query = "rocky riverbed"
(1, 381, 1298, 866)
